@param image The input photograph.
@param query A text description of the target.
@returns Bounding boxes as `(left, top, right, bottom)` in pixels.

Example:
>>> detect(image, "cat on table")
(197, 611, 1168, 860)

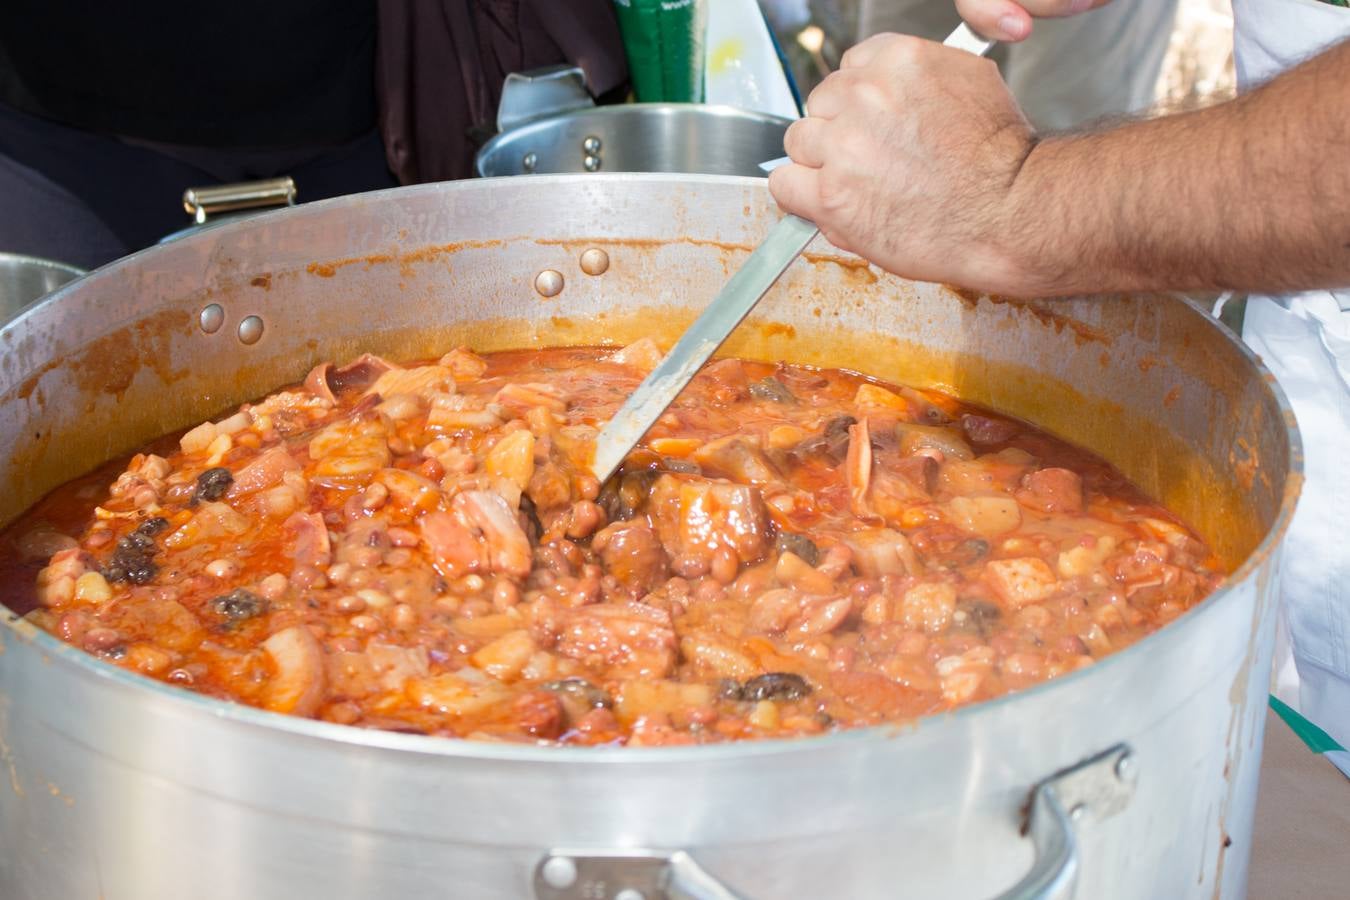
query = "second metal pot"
(0, 252, 83, 324)
(476, 104, 791, 177)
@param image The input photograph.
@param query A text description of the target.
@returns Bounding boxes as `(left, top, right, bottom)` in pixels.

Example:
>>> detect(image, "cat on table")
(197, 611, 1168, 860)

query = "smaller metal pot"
(475, 66, 790, 178)
(0, 252, 84, 323)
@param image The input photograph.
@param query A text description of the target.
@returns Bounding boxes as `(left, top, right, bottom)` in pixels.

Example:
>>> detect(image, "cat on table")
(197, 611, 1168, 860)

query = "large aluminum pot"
(0, 175, 1300, 900)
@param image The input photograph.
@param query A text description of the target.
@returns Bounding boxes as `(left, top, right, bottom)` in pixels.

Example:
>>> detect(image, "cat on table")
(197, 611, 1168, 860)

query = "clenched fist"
(768, 33, 1040, 294)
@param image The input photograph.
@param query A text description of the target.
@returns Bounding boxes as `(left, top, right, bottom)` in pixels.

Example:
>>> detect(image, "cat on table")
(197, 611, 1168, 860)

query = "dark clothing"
(0, 102, 397, 261)
(0, 1, 626, 266)
(376, 0, 628, 183)
(0, 1, 378, 148)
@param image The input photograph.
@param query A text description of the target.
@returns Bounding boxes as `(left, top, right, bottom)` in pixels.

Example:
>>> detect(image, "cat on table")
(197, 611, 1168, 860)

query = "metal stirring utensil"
(589, 23, 993, 483)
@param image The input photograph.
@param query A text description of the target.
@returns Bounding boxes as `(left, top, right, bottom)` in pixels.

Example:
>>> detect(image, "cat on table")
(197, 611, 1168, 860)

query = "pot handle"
(990, 743, 1138, 900)
(534, 849, 747, 900)
(182, 177, 297, 225)
(495, 65, 595, 134)
(532, 744, 1136, 900)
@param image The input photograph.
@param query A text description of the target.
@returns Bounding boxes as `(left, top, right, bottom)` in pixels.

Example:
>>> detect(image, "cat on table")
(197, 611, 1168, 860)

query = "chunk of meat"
(747, 589, 853, 636)
(649, 475, 771, 571)
(984, 558, 1060, 609)
(866, 458, 936, 522)
(895, 423, 974, 461)
(843, 528, 923, 577)
(610, 337, 663, 373)
(365, 365, 455, 399)
(691, 435, 780, 484)
(452, 491, 533, 579)
(329, 353, 396, 393)
(695, 358, 750, 405)
(494, 382, 567, 415)
(261, 626, 326, 717)
(365, 643, 430, 692)
(961, 414, 1019, 446)
(592, 521, 669, 594)
(832, 671, 925, 719)
(226, 446, 302, 498)
(936, 646, 996, 704)
(283, 512, 332, 569)
(438, 347, 489, 380)
(512, 690, 565, 739)
(303, 362, 337, 404)
(556, 603, 677, 678)
(1016, 468, 1085, 514)
(419, 510, 483, 577)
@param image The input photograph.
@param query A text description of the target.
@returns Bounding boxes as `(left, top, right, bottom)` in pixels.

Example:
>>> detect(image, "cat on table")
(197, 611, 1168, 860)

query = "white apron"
(1231, 0, 1350, 758)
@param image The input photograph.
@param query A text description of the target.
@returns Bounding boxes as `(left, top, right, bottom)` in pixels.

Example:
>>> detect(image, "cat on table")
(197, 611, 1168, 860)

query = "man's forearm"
(1004, 38, 1350, 297)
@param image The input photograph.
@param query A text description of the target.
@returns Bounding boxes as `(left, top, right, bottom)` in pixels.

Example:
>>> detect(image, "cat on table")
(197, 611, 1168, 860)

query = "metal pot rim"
(0, 174, 1305, 765)
(474, 106, 794, 177)
(0, 250, 86, 280)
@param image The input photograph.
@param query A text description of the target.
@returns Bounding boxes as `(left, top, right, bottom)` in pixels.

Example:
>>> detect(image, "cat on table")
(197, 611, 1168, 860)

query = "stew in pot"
(3, 343, 1222, 745)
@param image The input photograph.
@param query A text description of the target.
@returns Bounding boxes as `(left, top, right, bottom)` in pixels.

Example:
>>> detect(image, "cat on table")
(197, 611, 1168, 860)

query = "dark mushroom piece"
(194, 467, 234, 503)
(209, 589, 268, 623)
(542, 677, 613, 709)
(716, 678, 745, 701)
(103, 528, 164, 584)
(951, 599, 1002, 637)
(742, 672, 812, 702)
(774, 531, 820, 567)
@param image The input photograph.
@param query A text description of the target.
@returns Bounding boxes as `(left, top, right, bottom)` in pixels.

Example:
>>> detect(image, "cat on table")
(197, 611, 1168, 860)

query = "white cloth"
(1232, 0, 1350, 758)
(855, 0, 1178, 130)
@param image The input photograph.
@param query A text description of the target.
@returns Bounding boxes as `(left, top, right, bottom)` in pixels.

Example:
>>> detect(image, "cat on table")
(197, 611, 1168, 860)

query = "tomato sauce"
(2, 343, 1223, 745)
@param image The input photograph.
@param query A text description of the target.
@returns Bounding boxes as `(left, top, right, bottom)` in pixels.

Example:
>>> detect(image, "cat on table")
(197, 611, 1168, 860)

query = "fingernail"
(1070, 0, 1095, 11)
(997, 15, 1028, 40)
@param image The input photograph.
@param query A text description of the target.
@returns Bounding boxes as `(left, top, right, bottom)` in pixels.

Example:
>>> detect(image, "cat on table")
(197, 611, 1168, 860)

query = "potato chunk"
(984, 558, 1059, 609)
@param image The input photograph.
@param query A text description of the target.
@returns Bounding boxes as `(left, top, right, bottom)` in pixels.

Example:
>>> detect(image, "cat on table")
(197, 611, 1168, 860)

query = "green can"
(613, 0, 708, 102)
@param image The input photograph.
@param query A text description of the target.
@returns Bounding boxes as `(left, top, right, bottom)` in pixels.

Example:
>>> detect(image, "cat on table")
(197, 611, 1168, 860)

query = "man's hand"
(768, 34, 1038, 293)
(773, 35, 1350, 298)
(953, 0, 1114, 43)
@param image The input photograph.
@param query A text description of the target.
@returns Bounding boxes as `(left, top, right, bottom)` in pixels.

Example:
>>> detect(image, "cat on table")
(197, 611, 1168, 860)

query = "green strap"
(1270, 694, 1347, 754)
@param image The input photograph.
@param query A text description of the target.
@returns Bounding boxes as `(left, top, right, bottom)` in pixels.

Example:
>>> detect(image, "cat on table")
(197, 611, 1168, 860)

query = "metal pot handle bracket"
(530, 744, 1136, 900)
(496, 65, 594, 134)
(182, 176, 297, 225)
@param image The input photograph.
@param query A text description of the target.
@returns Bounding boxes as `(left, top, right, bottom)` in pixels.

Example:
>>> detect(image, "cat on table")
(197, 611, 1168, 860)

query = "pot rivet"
(1069, 804, 1087, 822)
(614, 890, 645, 900)
(237, 315, 265, 345)
(535, 269, 564, 298)
(540, 856, 578, 890)
(1115, 753, 1137, 783)
(579, 248, 610, 276)
(522, 152, 538, 173)
(583, 154, 602, 172)
(582, 135, 602, 155)
(199, 303, 224, 334)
